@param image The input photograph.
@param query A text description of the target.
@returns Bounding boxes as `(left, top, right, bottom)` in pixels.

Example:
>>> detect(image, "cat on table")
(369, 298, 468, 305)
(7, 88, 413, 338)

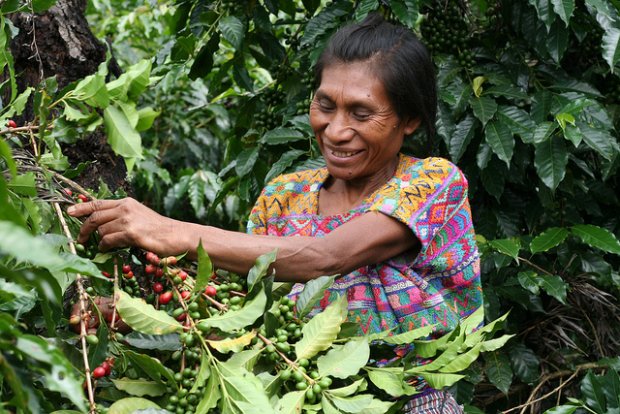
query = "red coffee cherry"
(153, 282, 164, 293)
(145, 264, 156, 274)
(122, 264, 132, 274)
(205, 286, 217, 297)
(159, 291, 173, 305)
(7, 120, 17, 128)
(77, 194, 89, 202)
(92, 366, 107, 379)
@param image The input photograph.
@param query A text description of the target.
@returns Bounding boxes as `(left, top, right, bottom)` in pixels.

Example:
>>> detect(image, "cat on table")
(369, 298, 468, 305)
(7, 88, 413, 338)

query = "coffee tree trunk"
(6, 0, 127, 192)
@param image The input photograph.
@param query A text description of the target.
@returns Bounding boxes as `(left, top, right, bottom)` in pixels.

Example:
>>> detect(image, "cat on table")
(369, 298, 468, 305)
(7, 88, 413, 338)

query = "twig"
(500, 362, 606, 414)
(0, 125, 40, 136)
(110, 258, 120, 333)
(52, 202, 97, 413)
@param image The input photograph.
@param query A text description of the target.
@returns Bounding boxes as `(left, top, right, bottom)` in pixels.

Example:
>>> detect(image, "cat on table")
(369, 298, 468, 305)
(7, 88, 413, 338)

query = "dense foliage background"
(1, 0, 620, 413)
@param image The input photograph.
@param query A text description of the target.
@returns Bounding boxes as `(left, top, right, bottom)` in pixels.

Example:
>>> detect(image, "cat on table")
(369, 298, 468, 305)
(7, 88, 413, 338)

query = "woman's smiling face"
(309, 61, 420, 185)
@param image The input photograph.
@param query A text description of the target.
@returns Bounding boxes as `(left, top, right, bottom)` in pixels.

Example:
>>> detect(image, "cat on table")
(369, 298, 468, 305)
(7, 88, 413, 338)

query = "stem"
(0, 125, 40, 136)
(110, 259, 120, 333)
(518, 256, 555, 277)
(52, 202, 97, 413)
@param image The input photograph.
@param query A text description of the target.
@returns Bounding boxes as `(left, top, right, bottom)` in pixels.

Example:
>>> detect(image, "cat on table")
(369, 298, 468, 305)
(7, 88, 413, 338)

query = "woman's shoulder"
(398, 154, 466, 186)
(260, 167, 327, 197)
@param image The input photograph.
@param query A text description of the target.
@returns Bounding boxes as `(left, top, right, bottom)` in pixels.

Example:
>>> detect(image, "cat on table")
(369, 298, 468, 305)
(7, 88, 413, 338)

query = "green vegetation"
(0, 0, 619, 413)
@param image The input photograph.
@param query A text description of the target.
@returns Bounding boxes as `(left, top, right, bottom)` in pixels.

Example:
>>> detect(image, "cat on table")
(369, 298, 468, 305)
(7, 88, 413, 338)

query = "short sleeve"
(368, 156, 482, 320)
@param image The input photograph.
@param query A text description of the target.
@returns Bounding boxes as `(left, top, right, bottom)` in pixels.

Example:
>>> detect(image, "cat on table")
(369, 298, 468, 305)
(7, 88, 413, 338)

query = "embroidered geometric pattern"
(247, 154, 482, 340)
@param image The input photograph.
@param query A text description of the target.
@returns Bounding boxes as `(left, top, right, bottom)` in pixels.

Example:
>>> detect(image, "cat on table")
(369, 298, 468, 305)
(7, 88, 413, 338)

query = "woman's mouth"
(332, 150, 362, 158)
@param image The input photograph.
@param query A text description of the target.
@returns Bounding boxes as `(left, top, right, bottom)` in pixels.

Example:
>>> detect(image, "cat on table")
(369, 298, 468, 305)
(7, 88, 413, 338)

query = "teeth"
(332, 150, 358, 157)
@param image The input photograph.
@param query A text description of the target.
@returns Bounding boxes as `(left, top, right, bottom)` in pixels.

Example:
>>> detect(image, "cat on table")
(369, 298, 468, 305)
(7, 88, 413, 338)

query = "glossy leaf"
(418, 372, 465, 389)
(123, 333, 182, 351)
(276, 391, 305, 414)
(264, 149, 306, 183)
(197, 288, 267, 332)
(295, 294, 348, 360)
(219, 16, 245, 50)
(103, 105, 143, 159)
(247, 250, 277, 293)
(449, 114, 476, 163)
(489, 238, 520, 260)
(484, 120, 513, 166)
(116, 291, 184, 334)
(538, 274, 568, 303)
(195, 368, 220, 413)
(509, 343, 541, 384)
(295, 275, 336, 318)
(470, 96, 497, 126)
(602, 27, 620, 72)
(530, 227, 569, 253)
(111, 378, 166, 397)
(551, 0, 574, 26)
(535, 134, 568, 190)
(547, 20, 569, 62)
(235, 147, 260, 177)
(581, 371, 606, 413)
(260, 127, 306, 145)
(571, 224, 620, 254)
(365, 367, 416, 397)
(329, 394, 374, 412)
(317, 338, 370, 379)
(193, 241, 213, 297)
(108, 398, 160, 414)
(125, 351, 178, 386)
(485, 351, 513, 394)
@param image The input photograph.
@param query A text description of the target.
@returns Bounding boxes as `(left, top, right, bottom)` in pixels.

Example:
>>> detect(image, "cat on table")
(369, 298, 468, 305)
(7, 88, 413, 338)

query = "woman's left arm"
(67, 198, 417, 282)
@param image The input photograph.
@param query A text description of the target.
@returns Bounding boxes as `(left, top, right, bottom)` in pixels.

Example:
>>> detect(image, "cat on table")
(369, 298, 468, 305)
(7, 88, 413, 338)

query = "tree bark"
(6, 0, 128, 192)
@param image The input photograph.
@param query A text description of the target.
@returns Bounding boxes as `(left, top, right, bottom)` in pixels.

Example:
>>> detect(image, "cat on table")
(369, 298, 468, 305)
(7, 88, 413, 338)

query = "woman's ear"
(404, 117, 422, 135)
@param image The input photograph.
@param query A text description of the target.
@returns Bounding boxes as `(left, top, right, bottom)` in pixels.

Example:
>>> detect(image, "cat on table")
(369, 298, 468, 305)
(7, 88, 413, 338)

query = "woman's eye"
(353, 111, 371, 120)
(318, 99, 334, 110)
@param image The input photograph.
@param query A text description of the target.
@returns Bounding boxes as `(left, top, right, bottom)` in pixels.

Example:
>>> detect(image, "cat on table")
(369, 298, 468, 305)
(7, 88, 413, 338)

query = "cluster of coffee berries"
(91, 357, 114, 379)
(63, 188, 89, 203)
(278, 359, 333, 404)
(421, 2, 475, 70)
(164, 382, 203, 414)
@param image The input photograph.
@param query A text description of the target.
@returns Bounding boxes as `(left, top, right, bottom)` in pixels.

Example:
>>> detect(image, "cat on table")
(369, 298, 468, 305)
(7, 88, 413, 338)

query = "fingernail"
(67, 206, 75, 214)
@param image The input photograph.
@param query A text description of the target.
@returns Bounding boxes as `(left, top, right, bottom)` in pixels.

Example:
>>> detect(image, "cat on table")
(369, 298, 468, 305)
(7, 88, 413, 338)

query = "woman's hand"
(67, 197, 180, 255)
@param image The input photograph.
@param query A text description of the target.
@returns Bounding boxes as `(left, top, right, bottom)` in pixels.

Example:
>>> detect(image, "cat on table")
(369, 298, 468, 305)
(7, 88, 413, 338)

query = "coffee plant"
(2, 0, 620, 413)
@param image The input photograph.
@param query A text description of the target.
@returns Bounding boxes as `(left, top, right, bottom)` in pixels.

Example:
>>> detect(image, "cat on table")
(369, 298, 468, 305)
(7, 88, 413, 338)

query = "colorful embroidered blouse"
(246, 153, 482, 338)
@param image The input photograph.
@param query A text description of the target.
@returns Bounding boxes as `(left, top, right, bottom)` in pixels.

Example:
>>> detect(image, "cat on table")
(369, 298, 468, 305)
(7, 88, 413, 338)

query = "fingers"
(76, 207, 123, 244)
(67, 199, 121, 218)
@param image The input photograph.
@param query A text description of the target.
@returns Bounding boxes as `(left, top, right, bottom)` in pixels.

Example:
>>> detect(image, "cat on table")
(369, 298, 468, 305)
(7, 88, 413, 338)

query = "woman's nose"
(324, 112, 354, 142)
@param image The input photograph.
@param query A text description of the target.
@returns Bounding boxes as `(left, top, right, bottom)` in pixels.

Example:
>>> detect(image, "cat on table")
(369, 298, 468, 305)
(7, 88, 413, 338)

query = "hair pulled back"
(314, 13, 437, 138)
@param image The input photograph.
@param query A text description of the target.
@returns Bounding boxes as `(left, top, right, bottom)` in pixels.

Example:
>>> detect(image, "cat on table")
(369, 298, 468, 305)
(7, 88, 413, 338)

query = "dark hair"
(314, 13, 437, 138)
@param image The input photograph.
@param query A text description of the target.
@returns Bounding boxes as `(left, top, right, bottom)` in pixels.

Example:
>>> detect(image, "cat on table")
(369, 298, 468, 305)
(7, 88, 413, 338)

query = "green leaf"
(103, 105, 143, 159)
(219, 367, 275, 414)
(359, 398, 395, 414)
(326, 378, 366, 397)
(484, 120, 514, 166)
(219, 16, 245, 50)
(535, 134, 568, 190)
(354, 0, 379, 22)
(0, 221, 98, 276)
(123, 333, 181, 351)
(108, 397, 160, 414)
(581, 371, 606, 413)
(372, 324, 436, 345)
(439, 343, 483, 373)
(529, 0, 556, 31)
(517, 271, 541, 295)
(235, 147, 260, 177)
(365, 367, 416, 398)
(295, 275, 336, 318)
(111, 378, 166, 397)
(538, 274, 568, 303)
(509, 343, 540, 384)
(260, 127, 306, 145)
(295, 294, 348, 360)
(193, 242, 212, 297)
(8, 172, 37, 196)
(330, 394, 374, 413)
(195, 368, 220, 413)
(449, 114, 476, 163)
(543, 406, 579, 414)
(247, 250, 277, 293)
(135, 107, 160, 132)
(106, 59, 151, 100)
(300, 2, 351, 48)
(571, 224, 620, 254)
(207, 330, 256, 353)
(418, 372, 465, 389)
(602, 27, 620, 72)
(264, 149, 306, 183)
(31, 0, 57, 12)
(524, 122, 556, 144)
(577, 121, 615, 160)
(530, 227, 569, 253)
(470, 96, 497, 126)
(197, 287, 267, 332)
(276, 391, 305, 414)
(484, 85, 528, 100)
(125, 351, 177, 386)
(551, 0, 574, 26)
(115, 290, 184, 334)
(16, 335, 86, 412)
(547, 20, 569, 62)
(485, 351, 513, 394)
(489, 238, 520, 260)
(73, 72, 109, 108)
(317, 338, 370, 379)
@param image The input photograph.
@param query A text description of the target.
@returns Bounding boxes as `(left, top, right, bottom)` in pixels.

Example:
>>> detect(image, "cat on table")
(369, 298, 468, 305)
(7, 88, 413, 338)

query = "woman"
(68, 13, 480, 413)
